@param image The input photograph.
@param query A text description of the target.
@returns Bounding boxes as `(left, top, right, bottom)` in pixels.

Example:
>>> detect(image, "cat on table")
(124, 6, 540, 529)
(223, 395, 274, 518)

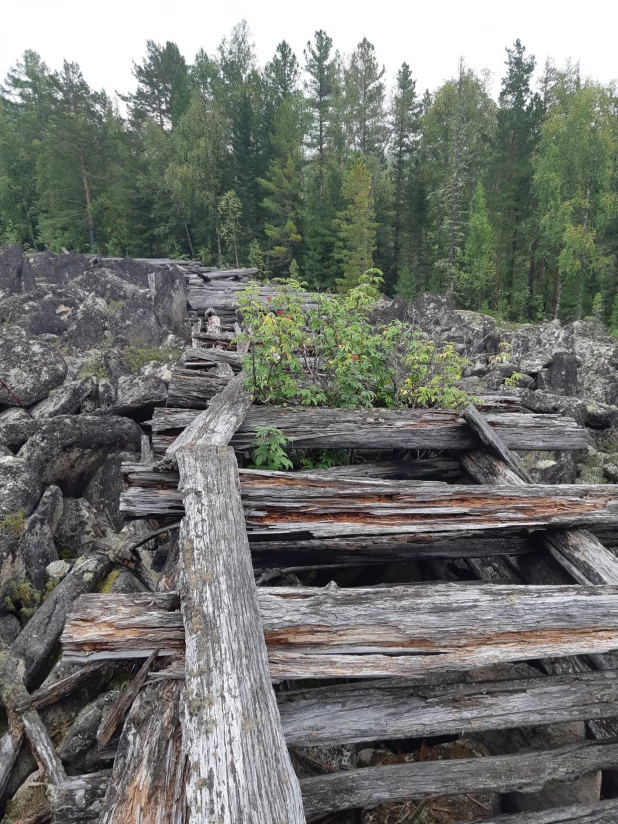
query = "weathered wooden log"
(50, 770, 110, 822)
(0, 719, 23, 798)
(299, 738, 618, 820)
(278, 669, 618, 747)
(150, 405, 587, 452)
(121, 468, 618, 535)
(97, 650, 158, 748)
(177, 445, 305, 823)
(62, 583, 618, 677)
(463, 403, 533, 482)
(467, 799, 618, 823)
(167, 372, 252, 456)
(461, 451, 618, 587)
(166, 369, 231, 409)
(184, 346, 241, 368)
(98, 681, 187, 824)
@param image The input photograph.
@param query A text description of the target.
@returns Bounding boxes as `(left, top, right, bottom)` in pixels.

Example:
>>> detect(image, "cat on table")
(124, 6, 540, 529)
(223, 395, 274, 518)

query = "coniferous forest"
(1, 22, 618, 324)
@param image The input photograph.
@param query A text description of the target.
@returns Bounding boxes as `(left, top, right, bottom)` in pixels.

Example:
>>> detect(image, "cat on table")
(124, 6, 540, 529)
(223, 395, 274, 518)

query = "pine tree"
(389, 62, 421, 291)
(218, 189, 243, 267)
(458, 182, 494, 309)
(126, 41, 190, 129)
(343, 39, 386, 157)
(335, 157, 377, 292)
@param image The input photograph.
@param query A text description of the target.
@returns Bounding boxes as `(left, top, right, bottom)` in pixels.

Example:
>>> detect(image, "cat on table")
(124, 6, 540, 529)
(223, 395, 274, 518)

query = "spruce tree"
(335, 157, 377, 292)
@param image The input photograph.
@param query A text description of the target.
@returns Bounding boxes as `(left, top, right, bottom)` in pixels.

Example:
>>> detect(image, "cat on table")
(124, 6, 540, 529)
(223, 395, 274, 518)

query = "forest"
(0, 21, 617, 324)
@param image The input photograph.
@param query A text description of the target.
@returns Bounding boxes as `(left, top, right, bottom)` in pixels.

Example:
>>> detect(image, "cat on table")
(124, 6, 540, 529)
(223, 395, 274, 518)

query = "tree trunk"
(79, 152, 95, 252)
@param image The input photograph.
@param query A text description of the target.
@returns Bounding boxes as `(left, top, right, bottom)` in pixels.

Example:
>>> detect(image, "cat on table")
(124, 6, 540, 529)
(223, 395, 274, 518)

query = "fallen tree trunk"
(149, 405, 587, 452)
(299, 738, 618, 820)
(62, 582, 618, 678)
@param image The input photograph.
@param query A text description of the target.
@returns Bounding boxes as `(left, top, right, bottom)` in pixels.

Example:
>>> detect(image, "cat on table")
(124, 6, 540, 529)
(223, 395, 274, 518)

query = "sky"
(1, 0, 617, 101)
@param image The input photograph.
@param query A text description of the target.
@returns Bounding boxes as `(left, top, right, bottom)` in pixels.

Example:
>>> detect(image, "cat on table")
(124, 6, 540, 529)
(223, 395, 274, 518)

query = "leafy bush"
(250, 426, 293, 471)
(235, 272, 470, 410)
(4, 578, 40, 619)
(78, 358, 109, 379)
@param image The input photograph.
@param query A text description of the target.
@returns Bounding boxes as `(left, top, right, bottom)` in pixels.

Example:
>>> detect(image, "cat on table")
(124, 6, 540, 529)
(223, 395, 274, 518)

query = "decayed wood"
(16, 664, 114, 713)
(151, 405, 587, 452)
(121, 467, 618, 534)
(184, 346, 241, 368)
(468, 799, 618, 823)
(98, 681, 187, 824)
(97, 650, 158, 748)
(0, 718, 23, 798)
(461, 450, 618, 587)
(278, 668, 618, 746)
(50, 771, 111, 822)
(166, 372, 252, 456)
(463, 403, 533, 482)
(178, 444, 305, 823)
(166, 368, 231, 409)
(62, 583, 618, 678)
(299, 738, 618, 820)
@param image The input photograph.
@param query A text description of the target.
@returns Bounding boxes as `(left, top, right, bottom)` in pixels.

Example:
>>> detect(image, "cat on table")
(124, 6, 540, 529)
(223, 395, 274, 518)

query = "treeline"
(1, 22, 618, 323)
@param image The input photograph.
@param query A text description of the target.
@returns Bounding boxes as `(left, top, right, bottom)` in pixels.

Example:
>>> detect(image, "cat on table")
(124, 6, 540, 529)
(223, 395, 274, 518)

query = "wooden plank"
(177, 444, 305, 823)
(299, 739, 618, 820)
(466, 799, 618, 823)
(61, 583, 618, 677)
(166, 372, 252, 456)
(278, 669, 618, 746)
(151, 406, 587, 451)
(120, 469, 618, 535)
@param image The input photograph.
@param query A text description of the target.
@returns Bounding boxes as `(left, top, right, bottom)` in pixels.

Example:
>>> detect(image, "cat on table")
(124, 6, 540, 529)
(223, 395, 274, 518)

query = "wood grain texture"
(178, 445, 305, 824)
(278, 669, 618, 746)
(463, 403, 533, 482)
(50, 771, 110, 822)
(151, 405, 587, 452)
(466, 799, 618, 823)
(166, 372, 252, 455)
(62, 583, 618, 677)
(299, 739, 618, 820)
(166, 369, 231, 410)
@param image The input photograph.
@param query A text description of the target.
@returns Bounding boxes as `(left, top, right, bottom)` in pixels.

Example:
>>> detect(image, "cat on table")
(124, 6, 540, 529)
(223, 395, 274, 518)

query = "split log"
(150, 405, 587, 452)
(166, 372, 252, 456)
(278, 669, 618, 747)
(98, 681, 187, 824)
(299, 738, 618, 820)
(62, 583, 618, 677)
(177, 445, 304, 823)
(466, 799, 618, 823)
(184, 346, 241, 368)
(166, 369, 231, 409)
(121, 468, 618, 536)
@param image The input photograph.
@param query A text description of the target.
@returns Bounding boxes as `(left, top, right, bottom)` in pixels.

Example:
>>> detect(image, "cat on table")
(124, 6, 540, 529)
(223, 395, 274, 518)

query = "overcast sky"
(1, 0, 616, 101)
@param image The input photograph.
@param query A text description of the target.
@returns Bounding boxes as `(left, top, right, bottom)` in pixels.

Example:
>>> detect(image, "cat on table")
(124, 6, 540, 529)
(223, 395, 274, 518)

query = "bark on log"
(466, 799, 618, 823)
(151, 406, 587, 452)
(166, 369, 231, 410)
(177, 444, 305, 823)
(299, 739, 618, 820)
(62, 583, 618, 677)
(0, 719, 23, 798)
(166, 372, 252, 456)
(277, 669, 618, 747)
(184, 346, 241, 368)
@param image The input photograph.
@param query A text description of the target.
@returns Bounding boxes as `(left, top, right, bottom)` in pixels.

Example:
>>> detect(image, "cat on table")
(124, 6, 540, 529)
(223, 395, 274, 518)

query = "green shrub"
(235, 273, 470, 410)
(78, 358, 109, 379)
(4, 578, 40, 619)
(123, 343, 182, 373)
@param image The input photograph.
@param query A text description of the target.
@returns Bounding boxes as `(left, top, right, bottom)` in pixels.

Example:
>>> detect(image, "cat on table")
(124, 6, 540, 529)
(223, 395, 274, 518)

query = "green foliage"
(0, 511, 26, 538)
(218, 189, 243, 267)
(335, 157, 377, 292)
(250, 426, 293, 471)
(78, 357, 108, 379)
(4, 578, 40, 619)
(248, 239, 266, 277)
(123, 342, 181, 373)
(236, 272, 470, 409)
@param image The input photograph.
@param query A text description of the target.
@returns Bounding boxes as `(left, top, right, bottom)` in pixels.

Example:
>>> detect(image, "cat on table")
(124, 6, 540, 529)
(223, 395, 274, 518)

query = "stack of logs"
(6, 271, 618, 823)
